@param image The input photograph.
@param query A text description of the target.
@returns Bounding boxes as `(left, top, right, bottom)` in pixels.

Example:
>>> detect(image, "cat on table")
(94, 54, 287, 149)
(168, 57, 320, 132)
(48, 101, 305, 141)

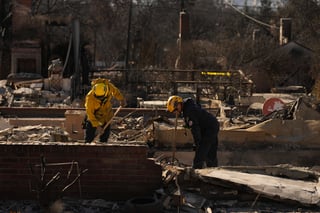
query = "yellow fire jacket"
(85, 79, 124, 127)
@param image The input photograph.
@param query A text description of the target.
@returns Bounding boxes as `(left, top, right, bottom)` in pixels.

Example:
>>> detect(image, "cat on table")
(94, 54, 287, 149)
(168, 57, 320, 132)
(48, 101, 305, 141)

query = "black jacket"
(182, 98, 219, 145)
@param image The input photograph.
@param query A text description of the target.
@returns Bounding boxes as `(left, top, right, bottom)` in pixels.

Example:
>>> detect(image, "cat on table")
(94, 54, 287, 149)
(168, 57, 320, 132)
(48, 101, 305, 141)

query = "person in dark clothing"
(167, 96, 220, 169)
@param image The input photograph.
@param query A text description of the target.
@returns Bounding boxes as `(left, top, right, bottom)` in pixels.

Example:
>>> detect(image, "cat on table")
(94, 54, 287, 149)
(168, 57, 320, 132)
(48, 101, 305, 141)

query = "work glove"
(120, 99, 127, 107)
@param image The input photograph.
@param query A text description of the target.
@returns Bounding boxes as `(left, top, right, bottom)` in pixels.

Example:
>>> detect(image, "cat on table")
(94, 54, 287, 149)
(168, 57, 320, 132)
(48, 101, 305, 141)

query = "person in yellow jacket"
(84, 78, 126, 143)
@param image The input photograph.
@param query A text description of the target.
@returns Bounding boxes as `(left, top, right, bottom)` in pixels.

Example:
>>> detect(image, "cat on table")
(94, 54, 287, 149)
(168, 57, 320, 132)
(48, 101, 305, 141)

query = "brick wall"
(0, 142, 162, 202)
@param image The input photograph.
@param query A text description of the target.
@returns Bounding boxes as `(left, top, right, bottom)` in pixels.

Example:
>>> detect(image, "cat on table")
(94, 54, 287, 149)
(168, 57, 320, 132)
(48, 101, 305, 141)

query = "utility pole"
(125, 0, 133, 84)
(181, 0, 185, 11)
(72, 19, 80, 100)
(176, 0, 190, 69)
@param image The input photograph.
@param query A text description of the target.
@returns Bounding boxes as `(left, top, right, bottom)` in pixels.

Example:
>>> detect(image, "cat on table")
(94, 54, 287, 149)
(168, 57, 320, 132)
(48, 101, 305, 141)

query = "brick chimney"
(12, 0, 33, 33)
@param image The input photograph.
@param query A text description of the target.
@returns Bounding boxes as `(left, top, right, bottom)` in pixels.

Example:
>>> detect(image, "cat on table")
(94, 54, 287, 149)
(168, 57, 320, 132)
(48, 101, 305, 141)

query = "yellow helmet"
(93, 83, 108, 97)
(167, 95, 183, 112)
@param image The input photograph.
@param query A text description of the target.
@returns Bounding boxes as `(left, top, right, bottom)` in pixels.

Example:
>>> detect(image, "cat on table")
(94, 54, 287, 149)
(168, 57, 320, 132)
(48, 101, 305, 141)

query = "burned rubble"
(2, 0, 320, 212)
(1, 97, 320, 212)
(0, 73, 73, 108)
(1, 72, 320, 212)
(158, 164, 320, 212)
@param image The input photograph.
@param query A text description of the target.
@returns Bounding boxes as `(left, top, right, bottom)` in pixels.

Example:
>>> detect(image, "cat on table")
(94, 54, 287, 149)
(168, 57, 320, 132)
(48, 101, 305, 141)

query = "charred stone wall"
(0, 142, 162, 201)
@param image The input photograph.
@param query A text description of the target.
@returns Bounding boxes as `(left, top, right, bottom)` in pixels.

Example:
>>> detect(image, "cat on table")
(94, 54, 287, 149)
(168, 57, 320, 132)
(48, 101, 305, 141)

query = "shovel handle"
(94, 106, 122, 142)
(172, 111, 178, 163)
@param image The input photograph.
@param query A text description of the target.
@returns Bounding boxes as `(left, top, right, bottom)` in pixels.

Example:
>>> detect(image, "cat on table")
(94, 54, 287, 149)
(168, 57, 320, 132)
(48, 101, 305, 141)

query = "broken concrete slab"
(220, 164, 320, 180)
(195, 167, 320, 206)
(160, 164, 320, 211)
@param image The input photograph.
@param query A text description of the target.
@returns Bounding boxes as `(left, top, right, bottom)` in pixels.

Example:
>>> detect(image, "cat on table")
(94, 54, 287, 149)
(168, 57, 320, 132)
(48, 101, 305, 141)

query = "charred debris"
(1, 75, 320, 211)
